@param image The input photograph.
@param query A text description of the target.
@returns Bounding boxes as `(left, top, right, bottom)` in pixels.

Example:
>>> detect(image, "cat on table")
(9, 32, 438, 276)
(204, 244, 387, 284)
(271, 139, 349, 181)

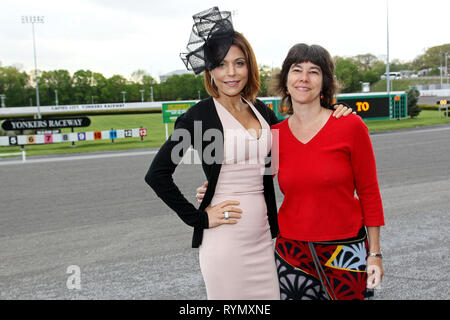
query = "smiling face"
(286, 61, 323, 105)
(210, 45, 249, 99)
(276, 44, 337, 115)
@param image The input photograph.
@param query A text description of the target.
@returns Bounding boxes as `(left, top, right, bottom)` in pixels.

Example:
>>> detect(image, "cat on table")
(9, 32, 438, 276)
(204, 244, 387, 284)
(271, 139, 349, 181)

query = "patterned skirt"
(275, 228, 373, 300)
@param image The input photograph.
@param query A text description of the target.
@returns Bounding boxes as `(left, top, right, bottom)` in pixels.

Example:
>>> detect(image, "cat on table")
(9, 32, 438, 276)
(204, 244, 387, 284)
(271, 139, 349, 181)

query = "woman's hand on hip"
(196, 181, 208, 203)
(205, 200, 242, 228)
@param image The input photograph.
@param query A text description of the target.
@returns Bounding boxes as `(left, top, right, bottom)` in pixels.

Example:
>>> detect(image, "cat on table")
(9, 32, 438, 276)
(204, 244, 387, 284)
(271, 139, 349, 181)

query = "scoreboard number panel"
(124, 130, 133, 138)
(109, 130, 118, 139)
(337, 96, 390, 119)
(44, 134, 53, 144)
(0, 128, 146, 146)
(139, 128, 147, 137)
(77, 132, 86, 141)
(9, 136, 18, 146)
(336, 92, 407, 120)
(94, 131, 102, 140)
(26, 135, 36, 144)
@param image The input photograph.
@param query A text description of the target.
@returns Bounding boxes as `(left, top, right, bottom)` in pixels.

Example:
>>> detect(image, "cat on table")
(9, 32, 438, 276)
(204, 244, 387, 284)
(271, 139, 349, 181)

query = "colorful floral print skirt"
(275, 228, 373, 300)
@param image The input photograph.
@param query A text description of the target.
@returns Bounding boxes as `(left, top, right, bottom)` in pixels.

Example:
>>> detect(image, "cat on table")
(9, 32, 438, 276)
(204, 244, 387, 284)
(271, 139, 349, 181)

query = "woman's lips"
(294, 86, 311, 91)
(224, 81, 240, 87)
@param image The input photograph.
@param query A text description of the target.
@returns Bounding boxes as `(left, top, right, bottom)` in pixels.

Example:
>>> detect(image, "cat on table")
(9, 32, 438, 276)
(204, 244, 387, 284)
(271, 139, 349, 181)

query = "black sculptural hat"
(180, 7, 234, 75)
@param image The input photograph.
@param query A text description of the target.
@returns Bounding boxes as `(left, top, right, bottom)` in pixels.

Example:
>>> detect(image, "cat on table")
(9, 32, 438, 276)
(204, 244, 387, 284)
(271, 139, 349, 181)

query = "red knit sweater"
(271, 114, 385, 241)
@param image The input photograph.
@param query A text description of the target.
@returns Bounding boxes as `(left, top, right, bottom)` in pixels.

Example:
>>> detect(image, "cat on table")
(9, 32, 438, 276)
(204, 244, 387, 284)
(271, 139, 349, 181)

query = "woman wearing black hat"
(145, 7, 352, 299)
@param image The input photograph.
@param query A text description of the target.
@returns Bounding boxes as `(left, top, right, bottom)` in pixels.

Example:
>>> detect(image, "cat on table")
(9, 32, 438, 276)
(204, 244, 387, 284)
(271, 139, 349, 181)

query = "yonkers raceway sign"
(0, 102, 170, 118)
(2, 117, 91, 130)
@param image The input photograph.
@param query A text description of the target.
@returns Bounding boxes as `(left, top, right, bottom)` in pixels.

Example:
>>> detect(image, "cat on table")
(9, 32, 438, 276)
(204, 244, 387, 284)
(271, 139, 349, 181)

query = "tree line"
(0, 67, 208, 107)
(1, 43, 448, 108)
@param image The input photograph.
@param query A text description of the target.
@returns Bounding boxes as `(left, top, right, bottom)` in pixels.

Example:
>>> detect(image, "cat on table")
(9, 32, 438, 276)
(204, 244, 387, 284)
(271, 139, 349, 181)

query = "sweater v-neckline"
(286, 113, 334, 145)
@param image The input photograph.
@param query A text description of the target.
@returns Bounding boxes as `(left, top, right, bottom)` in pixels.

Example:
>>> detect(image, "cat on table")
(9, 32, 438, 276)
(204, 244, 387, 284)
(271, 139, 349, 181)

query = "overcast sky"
(1, 0, 449, 81)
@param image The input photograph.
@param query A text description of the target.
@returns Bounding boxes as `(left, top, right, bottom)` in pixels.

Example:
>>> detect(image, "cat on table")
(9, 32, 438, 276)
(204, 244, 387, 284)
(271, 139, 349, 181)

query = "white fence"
(0, 150, 26, 161)
(0, 128, 147, 147)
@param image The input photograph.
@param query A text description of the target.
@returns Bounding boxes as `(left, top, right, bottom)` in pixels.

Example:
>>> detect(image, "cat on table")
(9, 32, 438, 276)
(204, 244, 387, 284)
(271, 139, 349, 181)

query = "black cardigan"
(145, 96, 280, 248)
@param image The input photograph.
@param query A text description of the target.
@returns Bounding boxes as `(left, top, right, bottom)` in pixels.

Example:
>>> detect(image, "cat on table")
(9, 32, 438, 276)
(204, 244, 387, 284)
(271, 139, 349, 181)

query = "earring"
(286, 90, 290, 95)
(320, 93, 324, 99)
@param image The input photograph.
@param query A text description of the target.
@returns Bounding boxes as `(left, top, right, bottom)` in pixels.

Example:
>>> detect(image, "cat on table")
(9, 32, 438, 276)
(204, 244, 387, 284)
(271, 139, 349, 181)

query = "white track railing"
(0, 150, 26, 162)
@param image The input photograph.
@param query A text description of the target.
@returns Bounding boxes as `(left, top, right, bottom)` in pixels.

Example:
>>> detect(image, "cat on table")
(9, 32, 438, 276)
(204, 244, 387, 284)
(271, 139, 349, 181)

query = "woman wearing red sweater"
(271, 43, 385, 300)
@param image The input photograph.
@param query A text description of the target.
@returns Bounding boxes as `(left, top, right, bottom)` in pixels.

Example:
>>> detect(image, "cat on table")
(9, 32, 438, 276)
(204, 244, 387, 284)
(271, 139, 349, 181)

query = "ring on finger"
(224, 211, 229, 220)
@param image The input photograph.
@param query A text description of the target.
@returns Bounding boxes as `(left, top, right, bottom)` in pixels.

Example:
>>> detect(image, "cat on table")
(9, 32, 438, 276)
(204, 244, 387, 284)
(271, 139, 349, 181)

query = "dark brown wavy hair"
(274, 43, 337, 115)
(204, 31, 260, 102)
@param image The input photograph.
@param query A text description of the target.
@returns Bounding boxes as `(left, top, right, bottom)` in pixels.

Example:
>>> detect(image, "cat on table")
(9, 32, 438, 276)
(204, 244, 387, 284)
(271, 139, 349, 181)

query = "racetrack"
(0, 124, 449, 300)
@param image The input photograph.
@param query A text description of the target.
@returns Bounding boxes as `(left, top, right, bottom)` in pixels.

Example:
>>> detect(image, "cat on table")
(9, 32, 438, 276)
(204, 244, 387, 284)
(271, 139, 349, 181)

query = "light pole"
(121, 91, 126, 103)
(440, 50, 443, 88)
(54, 89, 58, 106)
(22, 15, 44, 118)
(150, 86, 154, 102)
(446, 52, 449, 85)
(139, 89, 145, 102)
(386, 0, 390, 93)
(0, 94, 6, 108)
(385, 1, 393, 118)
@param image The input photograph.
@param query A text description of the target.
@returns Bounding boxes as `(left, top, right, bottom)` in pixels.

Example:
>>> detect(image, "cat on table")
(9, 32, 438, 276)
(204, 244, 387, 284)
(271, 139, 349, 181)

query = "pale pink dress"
(199, 98, 280, 300)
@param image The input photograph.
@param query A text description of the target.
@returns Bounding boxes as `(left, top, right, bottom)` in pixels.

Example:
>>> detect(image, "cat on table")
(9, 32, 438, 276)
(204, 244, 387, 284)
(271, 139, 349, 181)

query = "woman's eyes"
(218, 61, 246, 67)
(292, 68, 319, 74)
